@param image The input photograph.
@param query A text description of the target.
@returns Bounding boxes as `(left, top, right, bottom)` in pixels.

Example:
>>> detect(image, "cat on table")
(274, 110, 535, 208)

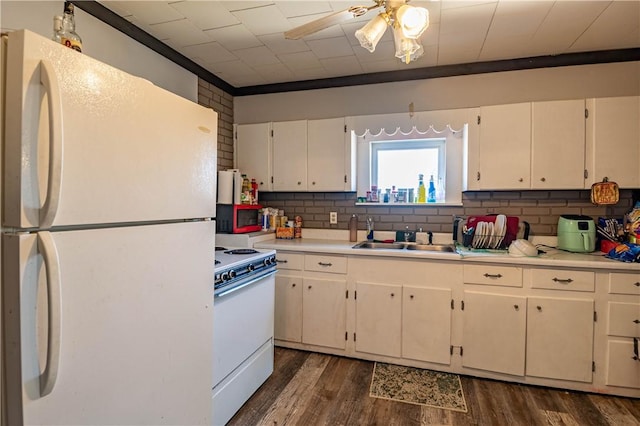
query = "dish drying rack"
(453, 215, 530, 250)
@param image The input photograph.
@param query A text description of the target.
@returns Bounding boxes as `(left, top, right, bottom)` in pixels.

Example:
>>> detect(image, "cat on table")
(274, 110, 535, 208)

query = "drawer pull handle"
(484, 273, 503, 278)
(292, 283, 296, 287)
(537, 306, 542, 311)
(318, 262, 333, 267)
(514, 305, 519, 311)
(410, 295, 414, 299)
(276, 259, 288, 263)
(552, 278, 573, 284)
(633, 319, 640, 324)
(635, 282, 640, 287)
(308, 285, 312, 289)
(390, 293, 395, 297)
(633, 338, 639, 361)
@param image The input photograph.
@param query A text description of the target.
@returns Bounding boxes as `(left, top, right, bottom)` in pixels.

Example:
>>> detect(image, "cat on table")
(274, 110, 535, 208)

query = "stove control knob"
(229, 270, 236, 279)
(247, 264, 255, 272)
(221, 272, 230, 281)
(264, 258, 272, 266)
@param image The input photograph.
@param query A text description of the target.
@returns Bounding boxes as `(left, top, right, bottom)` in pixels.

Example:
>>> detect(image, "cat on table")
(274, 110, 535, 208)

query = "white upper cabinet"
(235, 122, 272, 191)
(308, 118, 350, 191)
(272, 120, 308, 191)
(586, 96, 640, 188)
(531, 100, 586, 189)
(477, 103, 531, 190)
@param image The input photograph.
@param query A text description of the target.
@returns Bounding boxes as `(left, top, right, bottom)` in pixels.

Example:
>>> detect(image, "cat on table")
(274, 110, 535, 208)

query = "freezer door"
(2, 221, 214, 425)
(4, 30, 217, 229)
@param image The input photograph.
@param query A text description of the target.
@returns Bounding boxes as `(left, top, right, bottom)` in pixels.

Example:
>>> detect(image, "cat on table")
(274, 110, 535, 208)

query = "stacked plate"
(472, 214, 507, 249)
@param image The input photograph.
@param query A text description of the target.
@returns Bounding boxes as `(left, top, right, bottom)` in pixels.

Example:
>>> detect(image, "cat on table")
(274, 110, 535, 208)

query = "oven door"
(212, 270, 275, 386)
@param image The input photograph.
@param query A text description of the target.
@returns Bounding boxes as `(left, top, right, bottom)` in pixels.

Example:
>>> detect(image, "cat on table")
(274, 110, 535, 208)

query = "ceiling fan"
(284, 0, 430, 64)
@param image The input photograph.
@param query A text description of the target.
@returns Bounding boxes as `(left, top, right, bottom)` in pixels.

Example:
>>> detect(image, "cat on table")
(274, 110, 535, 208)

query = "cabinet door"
(586, 96, 640, 188)
(235, 123, 272, 191)
(308, 118, 347, 191)
(462, 291, 526, 376)
(272, 120, 307, 191)
(606, 340, 640, 389)
(477, 103, 531, 189)
(531, 100, 586, 189)
(302, 277, 347, 350)
(526, 297, 594, 382)
(274, 274, 303, 343)
(355, 282, 402, 358)
(402, 286, 452, 365)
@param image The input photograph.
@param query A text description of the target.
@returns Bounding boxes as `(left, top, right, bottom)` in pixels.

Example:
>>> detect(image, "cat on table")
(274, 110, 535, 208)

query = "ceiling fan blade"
(285, 6, 372, 40)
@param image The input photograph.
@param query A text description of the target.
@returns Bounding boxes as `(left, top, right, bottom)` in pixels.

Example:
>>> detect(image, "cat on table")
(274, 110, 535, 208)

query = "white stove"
(212, 246, 277, 425)
(214, 247, 276, 297)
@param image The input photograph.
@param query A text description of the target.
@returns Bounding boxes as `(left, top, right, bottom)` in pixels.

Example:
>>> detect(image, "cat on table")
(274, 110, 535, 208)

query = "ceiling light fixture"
(355, 2, 429, 64)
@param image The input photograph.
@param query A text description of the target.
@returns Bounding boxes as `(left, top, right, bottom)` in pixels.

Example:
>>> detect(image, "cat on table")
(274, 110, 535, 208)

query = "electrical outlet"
(329, 212, 338, 224)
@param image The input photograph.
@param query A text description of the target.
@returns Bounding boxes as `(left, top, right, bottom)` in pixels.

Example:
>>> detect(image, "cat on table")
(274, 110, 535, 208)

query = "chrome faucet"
(366, 217, 374, 240)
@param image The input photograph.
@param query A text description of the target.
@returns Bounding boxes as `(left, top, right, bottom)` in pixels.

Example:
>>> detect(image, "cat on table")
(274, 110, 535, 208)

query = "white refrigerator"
(1, 30, 217, 425)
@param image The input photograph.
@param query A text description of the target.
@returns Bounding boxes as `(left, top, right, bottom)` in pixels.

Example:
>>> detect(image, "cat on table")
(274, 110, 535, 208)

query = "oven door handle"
(215, 270, 277, 299)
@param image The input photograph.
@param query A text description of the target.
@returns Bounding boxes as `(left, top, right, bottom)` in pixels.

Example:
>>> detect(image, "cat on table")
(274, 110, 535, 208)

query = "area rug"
(369, 362, 468, 413)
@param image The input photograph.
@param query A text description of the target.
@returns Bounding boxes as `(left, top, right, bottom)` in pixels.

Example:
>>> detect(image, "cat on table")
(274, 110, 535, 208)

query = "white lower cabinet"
(274, 251, 347, 350)
(302, 277, 347, 349)
(354, 282, 402, 358)
(461, 291, 527, 376)
(526, 297, 594, 382)
(402, 286, 452, 364)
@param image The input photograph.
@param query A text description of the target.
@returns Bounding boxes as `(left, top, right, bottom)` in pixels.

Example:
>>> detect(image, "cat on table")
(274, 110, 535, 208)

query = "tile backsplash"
(259, 189, 637, 236)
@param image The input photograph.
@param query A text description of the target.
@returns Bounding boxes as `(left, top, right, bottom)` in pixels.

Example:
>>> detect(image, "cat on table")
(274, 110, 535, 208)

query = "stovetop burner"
(215, 246, 227, 251)
(215, 260, 221, 265)
(224, 248, 259, 255)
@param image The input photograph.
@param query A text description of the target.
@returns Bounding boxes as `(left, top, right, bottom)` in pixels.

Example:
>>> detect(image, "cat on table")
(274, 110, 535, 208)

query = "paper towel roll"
(217, 171, 235, 204)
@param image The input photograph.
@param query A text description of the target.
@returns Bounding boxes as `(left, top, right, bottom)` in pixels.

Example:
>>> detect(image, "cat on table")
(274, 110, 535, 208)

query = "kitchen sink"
(352, 241, 456, 252)
(405, 244, 456, 252)
(352, 241, 405, 249)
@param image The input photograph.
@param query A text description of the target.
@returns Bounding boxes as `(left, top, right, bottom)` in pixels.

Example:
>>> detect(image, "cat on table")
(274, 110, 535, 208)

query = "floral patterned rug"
(369, 362, 468, 413)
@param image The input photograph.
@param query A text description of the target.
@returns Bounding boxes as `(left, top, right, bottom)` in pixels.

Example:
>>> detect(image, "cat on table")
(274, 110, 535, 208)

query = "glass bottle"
(52, 15, 63, 43)
(417, 174, 426, 203)
(59, 2, 82, 52)
(427, 174, 436, 203)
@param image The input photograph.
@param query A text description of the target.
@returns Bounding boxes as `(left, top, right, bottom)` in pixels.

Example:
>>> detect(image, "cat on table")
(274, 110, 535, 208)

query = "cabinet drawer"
(609, 273, 640, 295)
(530, 268, 594, 292)
(463, 264, 522, 287)
(608, 302, 640, 337)
(274, 252, 303, 270)
(305, 254, 347, 274)
(606, 339, 640, 389)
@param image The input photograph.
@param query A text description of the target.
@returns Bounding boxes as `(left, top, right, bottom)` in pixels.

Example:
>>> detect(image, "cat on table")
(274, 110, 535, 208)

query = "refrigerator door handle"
(39, 60, 63, 229)
(37, 231, 62, 397)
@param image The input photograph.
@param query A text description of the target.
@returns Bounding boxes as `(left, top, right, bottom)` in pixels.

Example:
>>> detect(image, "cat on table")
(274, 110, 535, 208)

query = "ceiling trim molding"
(78, 1, 639, 98)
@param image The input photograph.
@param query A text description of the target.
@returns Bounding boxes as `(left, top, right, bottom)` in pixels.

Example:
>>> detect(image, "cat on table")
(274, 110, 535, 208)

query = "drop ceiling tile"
(528, 1, 609, 53)
(259, 33, 310, 54)
(570, 1, 640, 51)
(183, 41, 238, 63)
(233, 45, 282, 66)
(102, 1, 184, 25)
(222, 2, 274, 13)
(278, 51, 323, 70)
(291, 67, 332, 81)
(170, 1, 240, 30)
(307, 36, 356, 59)
(360, 58, 404, 73)
(149, 19, 211, 47)
(232, 4, 293, 36)
(254, 63, 297, 83)
(319, 55, 363, 77)
(437, 34, 485, 65)
(487, 1, 552, 38)
(440, 2, 497, 36)
(205, 24, 263, 50)
(276, 1, 333, 18)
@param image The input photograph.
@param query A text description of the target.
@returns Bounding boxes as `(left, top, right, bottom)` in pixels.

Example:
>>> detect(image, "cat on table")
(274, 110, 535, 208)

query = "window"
(371, 139, 445, 196)
(353, 122, 467, 205)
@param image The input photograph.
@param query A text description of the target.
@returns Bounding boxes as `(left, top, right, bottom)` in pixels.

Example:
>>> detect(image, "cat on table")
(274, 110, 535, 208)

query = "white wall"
(234, 61, 640, 123)
(0, 1, 197, 101)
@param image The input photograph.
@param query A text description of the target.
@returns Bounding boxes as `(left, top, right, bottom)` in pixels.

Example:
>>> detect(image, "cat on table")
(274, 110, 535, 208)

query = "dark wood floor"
(228, 347, 640, 426)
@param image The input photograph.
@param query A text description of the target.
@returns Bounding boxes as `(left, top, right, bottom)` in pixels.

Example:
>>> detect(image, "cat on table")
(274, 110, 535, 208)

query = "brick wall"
(197, 78, 234, 170)
(259, 189, 637, 236)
